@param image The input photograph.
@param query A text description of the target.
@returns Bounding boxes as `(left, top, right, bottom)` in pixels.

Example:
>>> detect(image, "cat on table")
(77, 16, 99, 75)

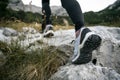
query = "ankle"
(75, 29, 80, 38)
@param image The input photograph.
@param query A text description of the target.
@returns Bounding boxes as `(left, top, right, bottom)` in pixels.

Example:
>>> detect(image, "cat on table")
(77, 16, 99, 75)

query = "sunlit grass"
(54, 25, 74, 30)
(0, 20, 41, 31)
(0, 20, 74, 32)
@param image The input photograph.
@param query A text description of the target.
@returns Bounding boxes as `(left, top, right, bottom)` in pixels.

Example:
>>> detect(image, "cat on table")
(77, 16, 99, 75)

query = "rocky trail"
(0, 26, 120, 80)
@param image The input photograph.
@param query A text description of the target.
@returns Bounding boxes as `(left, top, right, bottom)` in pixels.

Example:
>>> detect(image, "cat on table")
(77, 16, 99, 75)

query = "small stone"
(3, 28, 18, 36)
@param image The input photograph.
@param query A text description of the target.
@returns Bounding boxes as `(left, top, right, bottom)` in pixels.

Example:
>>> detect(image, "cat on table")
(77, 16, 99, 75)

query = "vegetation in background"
(1, 8, 119, 27)
(84, 1, 120, 27)
(4, 5, 120, 27)
(0, 0, 9, 18)
(0, 0, 120, 28)
(84, 10, 120, 27)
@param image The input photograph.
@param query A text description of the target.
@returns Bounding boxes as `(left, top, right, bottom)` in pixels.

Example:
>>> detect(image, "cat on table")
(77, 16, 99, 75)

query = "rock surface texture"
(0, 26, 120, 80)
(50, 64, 120, 80)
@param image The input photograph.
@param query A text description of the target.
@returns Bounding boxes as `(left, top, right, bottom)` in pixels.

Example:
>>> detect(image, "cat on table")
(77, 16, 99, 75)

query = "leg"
(42, 0, 51, 24)
(61, 0, 84, 32)
(42, 0, 54, 37)
(61, 0, 102, 64)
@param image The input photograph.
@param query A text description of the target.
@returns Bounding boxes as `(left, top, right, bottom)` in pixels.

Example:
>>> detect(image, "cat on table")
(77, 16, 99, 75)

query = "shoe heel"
(86, 34, 102, 51)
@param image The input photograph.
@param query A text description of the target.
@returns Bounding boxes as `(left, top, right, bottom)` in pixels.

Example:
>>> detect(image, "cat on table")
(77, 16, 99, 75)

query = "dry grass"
(0, 20, 41, 31)
(54, 25, 74, 31)
(0, 20, 74, 32)
(0, 41, 69, 80)
(0, 20, 73, 80)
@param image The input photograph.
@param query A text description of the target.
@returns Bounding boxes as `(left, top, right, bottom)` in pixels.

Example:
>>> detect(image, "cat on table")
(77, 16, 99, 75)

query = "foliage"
(1, 9, 42, 23)
(84, 11, 101, 25)
(84, 2, 120, 27)
(0, 0, 9, 17)
(0, 8, 72, 26)
(0, 0, 120, 27)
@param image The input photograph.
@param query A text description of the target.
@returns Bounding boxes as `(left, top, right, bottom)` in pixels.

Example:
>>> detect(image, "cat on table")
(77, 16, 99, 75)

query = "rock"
(7, 0, 68, 16)
(50, 63, 120, 80)
(57, 44, 73, 57)
(0, 30, 6, 41)
(107, 28, 120, 40)
(90, 27, 120, 73)
(92, 40, 120, 74)
(49, 26, 120, 80)
(49, 27, 120, 74)
(7, 0, 42, 14)
(22, 27, 37, 34)
(3, 28, 18, 36)
(51, 6, 68, 16)
(7, 0, 24, 11)
(0, 29, 9, 42)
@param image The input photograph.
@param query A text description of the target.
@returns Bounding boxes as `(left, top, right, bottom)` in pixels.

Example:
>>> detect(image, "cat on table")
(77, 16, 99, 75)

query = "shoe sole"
(44, 33, 54, 37)
(43, 30, 54, 37)
(72, 34, 102, 64)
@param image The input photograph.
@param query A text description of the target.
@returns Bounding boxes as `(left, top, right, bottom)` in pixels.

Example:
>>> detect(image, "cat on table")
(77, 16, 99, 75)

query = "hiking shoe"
(72, 27, 102, 64)
(43, 24, 54, 37)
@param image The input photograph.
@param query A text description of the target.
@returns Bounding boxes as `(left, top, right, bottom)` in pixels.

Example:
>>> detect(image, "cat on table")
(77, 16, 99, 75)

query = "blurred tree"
(0, 0, 9, 18)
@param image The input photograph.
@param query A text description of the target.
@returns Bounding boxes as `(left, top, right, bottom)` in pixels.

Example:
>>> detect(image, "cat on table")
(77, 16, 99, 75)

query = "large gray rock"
(7, 0, 68, 16)
(50, 63, 120, 80)
(49, 44, 120, 80)
(53, 27, 120, 74)
(51, 6, 68, 16)
(49, 26, 120, 80)
(90, 27, 120, 73)
(7, 0, 24, 11)
(92, 39, 120, 74)
(7, 0, 42, 14)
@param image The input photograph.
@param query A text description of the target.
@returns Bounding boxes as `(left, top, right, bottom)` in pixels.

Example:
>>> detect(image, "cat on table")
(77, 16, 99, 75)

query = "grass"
(0, 20, 73, 80)
(0, 40, 69, 80)
(0, 20, 74, 32)
(0, 20, 41, 31)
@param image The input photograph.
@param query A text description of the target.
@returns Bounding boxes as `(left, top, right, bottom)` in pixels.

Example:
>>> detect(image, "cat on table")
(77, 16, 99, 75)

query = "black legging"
(42, 0, 84, 31)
